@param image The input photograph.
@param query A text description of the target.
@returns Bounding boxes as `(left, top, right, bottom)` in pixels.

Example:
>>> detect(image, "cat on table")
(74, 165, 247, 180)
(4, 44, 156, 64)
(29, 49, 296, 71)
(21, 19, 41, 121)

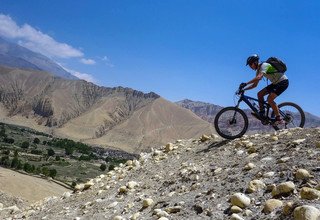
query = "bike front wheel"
(214, 107, 249, 139)
(271, 102, 305, 129)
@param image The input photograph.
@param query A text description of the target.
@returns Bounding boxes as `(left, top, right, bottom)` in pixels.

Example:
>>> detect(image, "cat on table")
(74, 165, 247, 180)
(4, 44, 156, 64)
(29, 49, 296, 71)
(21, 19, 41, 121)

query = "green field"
(0, 122, 134, 187)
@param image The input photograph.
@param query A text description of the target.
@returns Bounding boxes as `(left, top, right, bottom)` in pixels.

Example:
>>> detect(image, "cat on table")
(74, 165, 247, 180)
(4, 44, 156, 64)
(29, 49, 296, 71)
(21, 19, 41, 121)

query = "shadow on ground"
(197, 140, 231, 154)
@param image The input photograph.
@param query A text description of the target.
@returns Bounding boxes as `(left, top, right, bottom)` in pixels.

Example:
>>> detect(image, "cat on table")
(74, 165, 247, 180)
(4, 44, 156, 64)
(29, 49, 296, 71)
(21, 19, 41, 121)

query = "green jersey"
(258, 62, 288, 84)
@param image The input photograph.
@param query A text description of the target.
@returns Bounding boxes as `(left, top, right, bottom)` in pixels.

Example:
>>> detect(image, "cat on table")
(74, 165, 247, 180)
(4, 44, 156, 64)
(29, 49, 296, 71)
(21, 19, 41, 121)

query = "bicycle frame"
(235, 93, 271, 118)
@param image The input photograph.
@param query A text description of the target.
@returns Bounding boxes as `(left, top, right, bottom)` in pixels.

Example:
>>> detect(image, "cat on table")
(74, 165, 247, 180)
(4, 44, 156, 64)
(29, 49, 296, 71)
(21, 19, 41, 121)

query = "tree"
(47, 148, 55, 157)
(11, 157, 19, 168)
(21, 141, 30, 149)
(23, 163, 32, 173)
(108, 164, 115, 171)
(100, 164, 107, 171)
(33, 138, 40, 144)
(49, 169, 57, 178)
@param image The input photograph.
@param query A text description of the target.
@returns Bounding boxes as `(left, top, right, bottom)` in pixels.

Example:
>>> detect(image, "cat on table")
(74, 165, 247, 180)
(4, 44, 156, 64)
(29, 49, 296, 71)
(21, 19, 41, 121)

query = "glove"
(240, 82, 247, 88)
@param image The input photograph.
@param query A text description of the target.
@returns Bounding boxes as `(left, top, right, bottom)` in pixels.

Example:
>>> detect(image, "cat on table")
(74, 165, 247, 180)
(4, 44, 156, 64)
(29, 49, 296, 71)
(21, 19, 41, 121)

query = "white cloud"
(80, 58, 96, 65)
(0, 14, 83, 58)
(101, 56, 115, 67)
(60, 65, 96, 83)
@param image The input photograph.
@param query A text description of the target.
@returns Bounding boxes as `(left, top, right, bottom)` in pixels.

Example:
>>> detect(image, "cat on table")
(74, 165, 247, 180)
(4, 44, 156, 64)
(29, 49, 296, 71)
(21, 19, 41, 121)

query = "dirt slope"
(2, 127, 319, 219)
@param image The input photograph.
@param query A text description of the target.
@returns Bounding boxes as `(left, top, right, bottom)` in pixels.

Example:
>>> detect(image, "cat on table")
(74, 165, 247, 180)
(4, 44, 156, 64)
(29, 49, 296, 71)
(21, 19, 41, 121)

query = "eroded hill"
(0, 66, 214, 152)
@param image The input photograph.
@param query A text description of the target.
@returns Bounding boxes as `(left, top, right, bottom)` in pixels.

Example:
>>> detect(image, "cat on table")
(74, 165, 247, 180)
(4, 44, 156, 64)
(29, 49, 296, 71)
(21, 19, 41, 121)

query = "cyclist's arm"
(244, 72, 264, 90)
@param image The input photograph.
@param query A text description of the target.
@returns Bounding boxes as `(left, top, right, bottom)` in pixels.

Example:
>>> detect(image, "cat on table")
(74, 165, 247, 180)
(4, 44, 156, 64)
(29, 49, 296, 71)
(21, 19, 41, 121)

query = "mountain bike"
(214, 83, 305, 139)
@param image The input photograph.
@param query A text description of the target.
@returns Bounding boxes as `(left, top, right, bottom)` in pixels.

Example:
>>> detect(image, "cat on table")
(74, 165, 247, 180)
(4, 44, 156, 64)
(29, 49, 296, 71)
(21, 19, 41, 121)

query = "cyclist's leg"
(267, 93, 280, 117)
(257, 88, 269, 111)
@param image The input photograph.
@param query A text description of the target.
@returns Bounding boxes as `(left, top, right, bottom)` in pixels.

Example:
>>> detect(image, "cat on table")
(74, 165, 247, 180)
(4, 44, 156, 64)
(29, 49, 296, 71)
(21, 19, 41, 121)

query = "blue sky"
(0, 0, 320, 116)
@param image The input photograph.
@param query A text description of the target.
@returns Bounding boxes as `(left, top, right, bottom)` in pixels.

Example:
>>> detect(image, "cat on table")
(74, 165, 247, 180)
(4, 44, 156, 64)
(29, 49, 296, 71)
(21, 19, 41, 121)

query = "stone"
(130, 212, 140, 220)
(142, 198, 154, 208)
(107, 202, 118, 209)
(271, 136, 278, 141)
(230, 206, 243, 213)
(83, 180, 94, 190)
(283, 202, 294, 216)
(243, 209, 253, 216)
(293, 205, 320, 220)
(154, 209, 170, 217)
(113, 216, 123, 220)
(230, 193, 251, 208)
(158, 218, 169, 220)
(247, 179, 266, 193)
(165, 143, 174, 152)
(0, 203, 3, 209)
(127, 181, 139, 189)
(272, 181, 295, 197)
(263, 199, 283, 213)
(62, 192, 71, 199)
(165, 206, 182, 213)
(230, 213, 244, 220)
(292, 139, 306, 145)
(201, 134, 211, 142)
(263, 172, 275, 178)
(300, 187, 320, 200)
(244, 163, 255, 170)
(316, 141, 320, 148)
(118, 186, 128, 194)
(295, 169, 312, 180)
(74, 184, 85, 191)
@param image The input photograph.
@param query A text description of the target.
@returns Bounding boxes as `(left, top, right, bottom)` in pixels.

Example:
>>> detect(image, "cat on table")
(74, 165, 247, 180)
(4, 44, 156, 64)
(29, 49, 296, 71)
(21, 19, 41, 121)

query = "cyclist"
(242, 54, 289, 125)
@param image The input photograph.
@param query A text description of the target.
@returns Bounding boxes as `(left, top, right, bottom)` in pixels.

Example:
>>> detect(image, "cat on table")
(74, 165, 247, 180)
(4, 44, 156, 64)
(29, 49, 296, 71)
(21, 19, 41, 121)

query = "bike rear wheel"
(214, 107, 249, 139)
(271, 102, 305, 129)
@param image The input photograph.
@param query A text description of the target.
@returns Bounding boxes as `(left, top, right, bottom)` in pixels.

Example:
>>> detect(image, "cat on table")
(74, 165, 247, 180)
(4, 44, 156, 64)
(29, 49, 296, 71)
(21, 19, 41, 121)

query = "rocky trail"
(1, 127, 320, 220)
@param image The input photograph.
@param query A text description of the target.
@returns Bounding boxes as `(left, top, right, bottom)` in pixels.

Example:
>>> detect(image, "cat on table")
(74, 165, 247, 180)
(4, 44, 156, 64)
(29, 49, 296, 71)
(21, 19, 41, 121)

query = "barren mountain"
(0, 37, 77, 80)
(0, 66, 214, 152)
(1, 127, 319, 219)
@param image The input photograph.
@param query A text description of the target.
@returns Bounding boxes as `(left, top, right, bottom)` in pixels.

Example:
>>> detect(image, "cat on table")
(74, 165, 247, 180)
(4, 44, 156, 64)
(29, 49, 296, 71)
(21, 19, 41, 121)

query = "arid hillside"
(2, 127, 319, 219)
(0, 66, 214, 152)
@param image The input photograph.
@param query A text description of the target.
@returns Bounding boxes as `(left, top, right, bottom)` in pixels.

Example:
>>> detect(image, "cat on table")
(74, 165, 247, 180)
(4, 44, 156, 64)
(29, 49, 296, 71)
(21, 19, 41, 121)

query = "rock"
(247, 179, 266, 193)
(292, 139, 306, 145)
(244, 163, 255, 170)
(293, 205, 320, 220)
(230, 213, 244, 220)
(243, 209, 253, 216)
(300, 187, 320, 200)
(62, 192, 71, 199)
(142, 198, 154, 208)
(130, 212, 140, 220)
(271, 136, 278, 141)
(165, 143, 174, 152)
(118, 186, 128, 194)
(230, 206, 243, 213)
(6, 205, 20, 213)
(283, 202, 294, 216)
(201, 134, 211, 142)
(74, 184, 85, 191)
(154, 209, 170, 217)
(0, 202, 3, 209)
(83, 180, 94, 190)
(113, 216, 124, 220)
(107, 202, 118, 209)
(230, 193, 251, 208)
(158, 217, 169, 220)
(165, 206, 182, 213)
(263, 199, 283, 213)
(127, 181, 139, 189)
(277, 157, 291, 163)
(263, 172, 275, 178)
(272, 181, 295, 197)
(316, 141, 320, 148)
(295, 169, 312, 180)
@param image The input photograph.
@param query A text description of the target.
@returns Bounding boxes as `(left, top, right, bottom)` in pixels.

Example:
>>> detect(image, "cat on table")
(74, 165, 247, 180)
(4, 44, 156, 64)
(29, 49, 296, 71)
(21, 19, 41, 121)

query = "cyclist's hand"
(240, 82, 247, 89)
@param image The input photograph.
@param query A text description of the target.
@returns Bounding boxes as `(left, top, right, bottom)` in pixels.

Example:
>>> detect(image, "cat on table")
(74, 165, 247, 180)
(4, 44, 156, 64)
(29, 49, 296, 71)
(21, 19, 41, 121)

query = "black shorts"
(265, 79, 289, 96)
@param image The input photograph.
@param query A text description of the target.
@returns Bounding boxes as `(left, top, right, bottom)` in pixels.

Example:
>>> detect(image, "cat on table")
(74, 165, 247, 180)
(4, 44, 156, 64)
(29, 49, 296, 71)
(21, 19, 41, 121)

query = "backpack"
(266, 57, 287, 73)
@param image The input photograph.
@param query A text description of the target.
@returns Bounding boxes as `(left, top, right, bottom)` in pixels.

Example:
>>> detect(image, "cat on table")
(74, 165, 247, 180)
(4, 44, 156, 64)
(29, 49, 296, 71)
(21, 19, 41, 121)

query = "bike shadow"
(196, 139, 231, 154)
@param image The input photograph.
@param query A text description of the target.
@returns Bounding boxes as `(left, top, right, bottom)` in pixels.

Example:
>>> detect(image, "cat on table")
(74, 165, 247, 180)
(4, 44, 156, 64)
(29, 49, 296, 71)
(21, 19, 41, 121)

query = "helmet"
(246, 54, 259, 66)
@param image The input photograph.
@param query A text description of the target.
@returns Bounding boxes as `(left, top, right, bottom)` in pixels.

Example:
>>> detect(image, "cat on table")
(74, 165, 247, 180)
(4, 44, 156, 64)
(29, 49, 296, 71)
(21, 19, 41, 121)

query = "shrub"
(47, 148, 55, 157)
(49, 169, 57, 178)
(100, 164, 107, 171)
(108, 164, 115, 171)
(21, 141, 30, 149)
(55, 156, 61, 161)
(33, 138, 40, 144)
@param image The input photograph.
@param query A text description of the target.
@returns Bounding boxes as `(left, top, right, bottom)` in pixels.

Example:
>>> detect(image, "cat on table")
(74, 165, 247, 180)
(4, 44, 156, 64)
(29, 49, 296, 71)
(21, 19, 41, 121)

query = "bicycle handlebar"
(236, 83, 246, 95)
